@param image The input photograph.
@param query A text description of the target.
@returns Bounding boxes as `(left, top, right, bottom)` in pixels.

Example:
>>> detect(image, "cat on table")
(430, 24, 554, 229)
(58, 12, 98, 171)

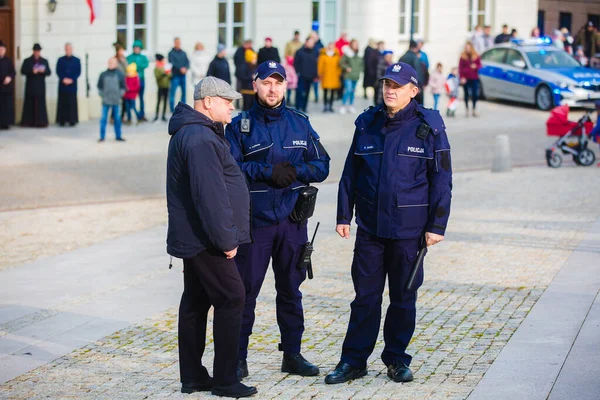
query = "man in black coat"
(0, 40, 16, 129)
(293, 38, 318, 113)
(399, 41, 424, 105)
(56, 43, 81, 126)
(167, 76, 258, 398)
(362, 40, 379, 99)
(207, 44, 232, 84)
(21, 43, 51, 127)
(257, 37, 281, 65)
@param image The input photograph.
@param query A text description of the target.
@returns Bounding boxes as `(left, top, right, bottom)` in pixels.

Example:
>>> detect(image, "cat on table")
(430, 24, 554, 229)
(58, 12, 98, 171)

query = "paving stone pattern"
(1, 167, 598, 399)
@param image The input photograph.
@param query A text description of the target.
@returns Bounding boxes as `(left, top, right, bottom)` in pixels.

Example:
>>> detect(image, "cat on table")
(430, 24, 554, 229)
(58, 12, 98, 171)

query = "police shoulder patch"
(286, 107, 309, 120)
(418, 106, 446, 135)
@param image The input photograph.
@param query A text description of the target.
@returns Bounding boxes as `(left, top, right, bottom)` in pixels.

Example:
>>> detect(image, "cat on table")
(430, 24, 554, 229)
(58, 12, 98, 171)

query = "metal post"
(85, 53, 90, 98)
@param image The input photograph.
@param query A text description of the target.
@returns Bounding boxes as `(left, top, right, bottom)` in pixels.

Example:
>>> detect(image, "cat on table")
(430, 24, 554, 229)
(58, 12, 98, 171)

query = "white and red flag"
(86, 0, 101, 24)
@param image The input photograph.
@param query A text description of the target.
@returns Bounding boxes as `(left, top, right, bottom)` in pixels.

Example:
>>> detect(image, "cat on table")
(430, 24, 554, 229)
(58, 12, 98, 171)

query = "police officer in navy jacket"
(225, 60, 330, 379)
(325, 62, 452, 384)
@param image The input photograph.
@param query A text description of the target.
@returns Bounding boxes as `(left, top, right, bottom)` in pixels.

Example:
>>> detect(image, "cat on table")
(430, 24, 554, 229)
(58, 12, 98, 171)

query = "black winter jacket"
(166, 103, 251, 258)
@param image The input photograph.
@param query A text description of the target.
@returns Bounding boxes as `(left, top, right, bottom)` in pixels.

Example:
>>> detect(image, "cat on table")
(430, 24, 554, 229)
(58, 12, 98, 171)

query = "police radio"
(297, 222, 320, 279)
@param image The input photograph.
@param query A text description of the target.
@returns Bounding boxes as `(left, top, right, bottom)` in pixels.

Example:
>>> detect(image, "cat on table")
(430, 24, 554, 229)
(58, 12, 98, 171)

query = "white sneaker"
(339, 106, 347, 115)
(349, 106, 357, 114)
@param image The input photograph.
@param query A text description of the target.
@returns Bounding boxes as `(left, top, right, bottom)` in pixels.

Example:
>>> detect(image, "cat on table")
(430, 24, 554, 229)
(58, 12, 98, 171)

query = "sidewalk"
(1, 165, 599, 399)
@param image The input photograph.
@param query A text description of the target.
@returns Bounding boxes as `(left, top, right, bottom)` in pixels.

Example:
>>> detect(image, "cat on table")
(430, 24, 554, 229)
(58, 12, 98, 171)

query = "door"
(0, 0, 15, 122)
(538, 10, 545, 36)
(502, 49, 533, 102)
(479, 48, 507, 99)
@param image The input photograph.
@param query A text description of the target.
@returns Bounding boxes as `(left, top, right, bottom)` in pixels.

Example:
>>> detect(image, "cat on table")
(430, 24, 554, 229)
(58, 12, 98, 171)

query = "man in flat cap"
(166, 76, 258, 398)
(21, 43, 51, 127)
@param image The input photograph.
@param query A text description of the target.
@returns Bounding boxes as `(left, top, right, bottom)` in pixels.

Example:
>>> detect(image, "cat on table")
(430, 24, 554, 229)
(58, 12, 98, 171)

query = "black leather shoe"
(281, 353, 319, 376)
(181, 377, 213, 393)
(237, 359, 249, 379)
(324, 362, 367, 384)
(211, 382, 257, 398)
(387, 362, 414, 382)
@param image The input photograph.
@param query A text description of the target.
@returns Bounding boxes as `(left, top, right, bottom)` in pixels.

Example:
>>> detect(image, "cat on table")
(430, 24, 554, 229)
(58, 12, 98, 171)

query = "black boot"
(281, 353, 319, 376)
(211, 382, 257, 398)
(324, 362, 367, 384)
(387, 361, 414, 383)
(237, 359, 249, 379)
(181, 376, 213, 393)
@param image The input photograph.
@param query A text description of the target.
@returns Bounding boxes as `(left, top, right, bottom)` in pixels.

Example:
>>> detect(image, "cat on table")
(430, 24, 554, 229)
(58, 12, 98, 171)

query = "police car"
(478, 38, 600, 110)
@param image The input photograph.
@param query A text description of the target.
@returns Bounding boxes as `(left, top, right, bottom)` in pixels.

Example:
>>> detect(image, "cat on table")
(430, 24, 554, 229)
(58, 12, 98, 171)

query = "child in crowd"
(154, 54, 170, 122)
(445, 67, 459, 117)
(124, 63, 141, 125)
(429, 62, 445, 111)
(283, 56, 298, 107)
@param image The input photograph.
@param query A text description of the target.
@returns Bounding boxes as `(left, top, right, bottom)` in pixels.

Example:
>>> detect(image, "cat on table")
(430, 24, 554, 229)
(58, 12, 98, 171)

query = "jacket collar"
(251, 96, 287, 122)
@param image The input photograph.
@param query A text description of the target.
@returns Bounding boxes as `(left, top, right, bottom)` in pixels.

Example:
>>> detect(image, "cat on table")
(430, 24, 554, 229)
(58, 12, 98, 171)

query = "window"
(399, 0, 424, 39)
(481, 48, 506, 64)
(218, 0, 246, 49)
(116, 0, 151, 52)
(559, 12, 572, 32)
(467, 0, 489, 32)
(589, 14, 600, 29)
(312, 0, 339, 44)
(505, 49, 525, 67)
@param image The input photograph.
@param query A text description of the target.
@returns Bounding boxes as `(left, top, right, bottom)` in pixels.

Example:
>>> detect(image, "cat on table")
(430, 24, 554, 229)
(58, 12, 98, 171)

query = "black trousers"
(323, 89, 335, 110)
(155, 88, 168, 118)
(178, 248, 245, 386)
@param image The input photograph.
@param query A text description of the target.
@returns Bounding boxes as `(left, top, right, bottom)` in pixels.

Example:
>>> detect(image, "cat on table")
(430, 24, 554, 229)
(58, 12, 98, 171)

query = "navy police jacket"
(337, 99, 452, 239)
(226, 99, 330, 228)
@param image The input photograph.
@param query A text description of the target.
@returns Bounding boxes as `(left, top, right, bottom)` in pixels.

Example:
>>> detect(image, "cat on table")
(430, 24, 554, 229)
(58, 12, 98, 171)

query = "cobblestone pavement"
(2, 166, 598, 399)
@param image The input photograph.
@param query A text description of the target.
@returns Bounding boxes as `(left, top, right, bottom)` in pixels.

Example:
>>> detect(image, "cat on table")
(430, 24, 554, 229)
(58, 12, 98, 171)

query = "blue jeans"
(125, 98, 141, 121)
(138, 78, 145, 118)
(312, 81, 319, 102)
(100, 104, 122, 140)
(169, 74, 187, 112)
(342, 79, 358, 106)
(286, 89, 294, 108)
(433, 94, 440, 110)
(464, 79, 479, 109)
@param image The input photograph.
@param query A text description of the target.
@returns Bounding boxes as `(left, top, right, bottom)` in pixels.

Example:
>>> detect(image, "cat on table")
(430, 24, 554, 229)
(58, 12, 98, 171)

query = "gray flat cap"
(194, 76, 242, 100)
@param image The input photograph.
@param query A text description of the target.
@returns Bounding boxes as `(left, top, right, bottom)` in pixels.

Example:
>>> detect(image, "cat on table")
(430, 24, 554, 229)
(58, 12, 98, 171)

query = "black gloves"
(271, 162, 297, 188)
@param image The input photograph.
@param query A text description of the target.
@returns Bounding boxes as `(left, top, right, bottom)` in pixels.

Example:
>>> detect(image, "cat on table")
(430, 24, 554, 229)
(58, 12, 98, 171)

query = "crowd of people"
(1, 21, 600, 136)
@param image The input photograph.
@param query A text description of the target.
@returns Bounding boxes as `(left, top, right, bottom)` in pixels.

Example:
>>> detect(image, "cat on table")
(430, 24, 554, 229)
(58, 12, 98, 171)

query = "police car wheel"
(577, 149, 596, 166)
(535, 85, 554, 111)
(546, 152, 562, 168)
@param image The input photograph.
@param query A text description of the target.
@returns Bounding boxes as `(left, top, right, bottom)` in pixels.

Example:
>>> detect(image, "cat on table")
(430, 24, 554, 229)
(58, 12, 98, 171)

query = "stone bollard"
(492, 135, 512, 173)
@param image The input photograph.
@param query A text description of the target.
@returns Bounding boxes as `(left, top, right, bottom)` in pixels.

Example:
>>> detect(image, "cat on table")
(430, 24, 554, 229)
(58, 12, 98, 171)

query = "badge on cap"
(392, 64, 402, 73)
(268, 61, 277, 68)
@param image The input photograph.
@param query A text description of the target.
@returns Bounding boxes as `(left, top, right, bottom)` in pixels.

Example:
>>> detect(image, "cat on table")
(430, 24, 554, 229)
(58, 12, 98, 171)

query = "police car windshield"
(525, 50, 581, 69)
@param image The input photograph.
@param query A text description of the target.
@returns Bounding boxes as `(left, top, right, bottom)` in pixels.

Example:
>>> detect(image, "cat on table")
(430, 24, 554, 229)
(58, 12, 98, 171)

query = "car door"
(479, 48, 508, 99)
(502, 49, 534, 102)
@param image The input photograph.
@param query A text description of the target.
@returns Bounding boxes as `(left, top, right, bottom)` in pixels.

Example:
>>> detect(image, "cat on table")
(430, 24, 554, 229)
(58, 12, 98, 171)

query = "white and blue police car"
(479, 37, 600, 111)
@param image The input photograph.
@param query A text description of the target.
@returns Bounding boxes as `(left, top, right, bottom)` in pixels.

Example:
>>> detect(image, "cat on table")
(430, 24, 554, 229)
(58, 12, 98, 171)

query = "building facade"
(2, 0, 543, 122)
(538, 0, 600, 37)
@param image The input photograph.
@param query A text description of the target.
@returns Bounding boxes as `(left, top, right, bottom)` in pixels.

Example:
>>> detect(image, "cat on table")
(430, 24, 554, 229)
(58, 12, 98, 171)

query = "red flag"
(87, 0, 99, 24)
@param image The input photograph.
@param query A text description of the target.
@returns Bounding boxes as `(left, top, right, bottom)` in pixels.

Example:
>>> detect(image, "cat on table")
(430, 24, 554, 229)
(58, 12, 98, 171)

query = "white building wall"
(254, 0, 311, 55)
(425, 0, 470, 73)
(494, 0, 539, 41)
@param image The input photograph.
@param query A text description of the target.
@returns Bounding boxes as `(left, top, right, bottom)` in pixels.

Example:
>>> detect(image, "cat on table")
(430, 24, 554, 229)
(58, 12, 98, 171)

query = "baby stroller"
(545, 105, 596, 168)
